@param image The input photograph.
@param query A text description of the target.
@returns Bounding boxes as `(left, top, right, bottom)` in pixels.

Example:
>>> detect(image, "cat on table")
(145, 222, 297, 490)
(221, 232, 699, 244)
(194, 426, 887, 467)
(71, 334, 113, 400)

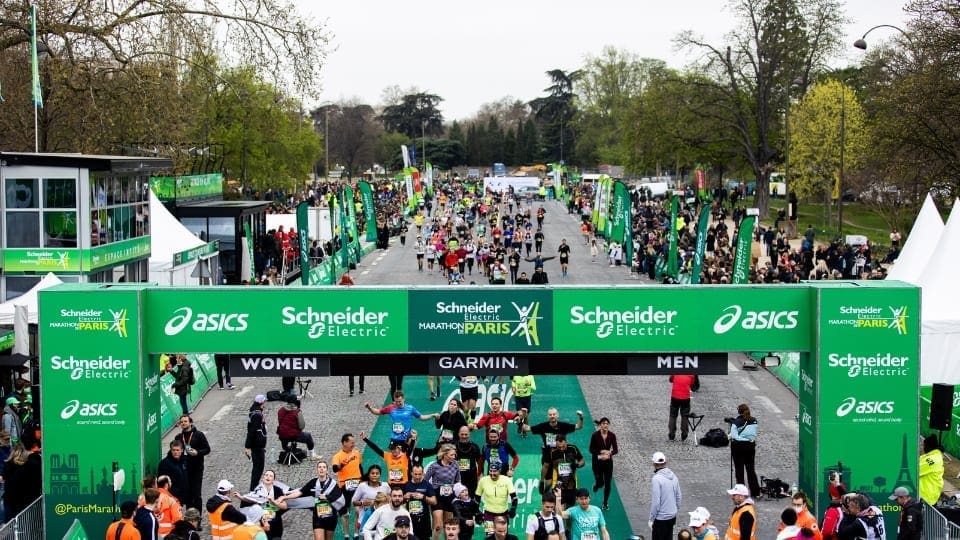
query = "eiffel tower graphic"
(895, 433, 916, 488)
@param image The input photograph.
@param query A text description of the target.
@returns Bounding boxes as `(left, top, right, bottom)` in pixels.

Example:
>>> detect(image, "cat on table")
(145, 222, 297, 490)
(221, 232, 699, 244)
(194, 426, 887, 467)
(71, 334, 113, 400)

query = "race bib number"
(389, 469, 403, 482)
(384, 528, 395, 537)
(408, 500, 423, 514)
(392, 422, 405, 434)
(315, 500, 332, 517)
(439, 484, 453, 497)
(490, 423, 503, 432)
(441, 429, 454, 441)
(582, 533, 598, 540)
(545, 433, 557, 447)
(264, 502, 277, 521)
(558, 462, 572, 477)
(483, 521, 495, 534)
(458, 458, 471, 471)
(489, 456, 502, 470)
(344, 479, 360, 491)
(464, 376, 478, 385)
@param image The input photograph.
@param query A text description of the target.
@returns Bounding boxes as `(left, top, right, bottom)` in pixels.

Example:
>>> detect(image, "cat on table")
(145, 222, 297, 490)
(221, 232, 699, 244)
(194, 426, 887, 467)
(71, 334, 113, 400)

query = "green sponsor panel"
(362, 376, 632, 538)
(86, 236, 151, 271)
(142, 353, 162, 474)
(798, 349, 818, 507)
(552, 287, 810, 352)
(144, 288, 408, 353)
(813, 285, 919, 526)
(0, 330, 14, 351)
(408, 290, 553, 352)
(755, 351, 801, 395)
(39, 287, 146, 539)
(150, 173, 224, 201)
(3, 247, 82, 272)
(173, 240, 219, 267)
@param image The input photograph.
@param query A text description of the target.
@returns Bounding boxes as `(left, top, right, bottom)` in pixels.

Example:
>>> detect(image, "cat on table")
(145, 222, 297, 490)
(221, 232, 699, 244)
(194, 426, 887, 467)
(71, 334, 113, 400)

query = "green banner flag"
(339, 189, 350, 270)
(610, 181, 628, 249)
(296, 202, 310, 285)
(327, 193, 338, 284)
(243, 221, 255, 282)
(732, 215, 756, 284)
(344, 185, 361, 264)
(654, 254, 666, 281)
(623, 190, 633, 267)
(30, 4, 42, 107)
(358, 181, 378, 242)
(690, 205, 711, 284)
(667, 194, 679, 278)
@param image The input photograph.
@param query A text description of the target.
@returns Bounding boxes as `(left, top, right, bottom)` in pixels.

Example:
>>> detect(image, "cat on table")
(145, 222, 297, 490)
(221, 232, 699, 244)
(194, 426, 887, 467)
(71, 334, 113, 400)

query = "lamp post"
(838, 83, 846, 238)
(853, 24, 910, 50)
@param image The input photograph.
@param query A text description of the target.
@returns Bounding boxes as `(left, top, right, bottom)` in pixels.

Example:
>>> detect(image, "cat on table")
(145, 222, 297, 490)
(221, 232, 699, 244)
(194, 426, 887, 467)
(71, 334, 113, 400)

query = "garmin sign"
(428, 355, 529, 375)
(226, 355, 331, 376)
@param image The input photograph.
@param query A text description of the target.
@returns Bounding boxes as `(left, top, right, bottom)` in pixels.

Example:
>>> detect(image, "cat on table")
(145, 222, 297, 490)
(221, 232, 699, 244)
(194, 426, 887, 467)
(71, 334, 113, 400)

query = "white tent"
(919, 198, 960, 385)
(147, 191, 210, 285)
(886, 193, 944, 284)
(0, 272, 63, 325)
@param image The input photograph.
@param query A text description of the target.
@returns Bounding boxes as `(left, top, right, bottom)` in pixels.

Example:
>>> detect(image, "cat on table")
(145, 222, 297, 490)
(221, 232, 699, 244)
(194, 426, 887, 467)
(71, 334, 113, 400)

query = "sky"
(295, 1, 912, 121)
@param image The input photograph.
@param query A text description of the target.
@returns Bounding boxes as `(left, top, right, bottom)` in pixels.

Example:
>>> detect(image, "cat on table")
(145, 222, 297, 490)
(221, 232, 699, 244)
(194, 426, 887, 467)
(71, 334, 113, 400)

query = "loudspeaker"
(930, 383, 954, 431)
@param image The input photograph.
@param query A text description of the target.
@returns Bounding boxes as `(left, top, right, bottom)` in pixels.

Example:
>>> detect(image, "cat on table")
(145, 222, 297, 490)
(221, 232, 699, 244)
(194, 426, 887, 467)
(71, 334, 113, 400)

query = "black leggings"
(592, 457, 613, 504)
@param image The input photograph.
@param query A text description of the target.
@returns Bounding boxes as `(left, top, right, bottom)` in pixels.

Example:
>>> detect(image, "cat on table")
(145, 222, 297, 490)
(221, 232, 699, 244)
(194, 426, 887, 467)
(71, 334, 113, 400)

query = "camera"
(723, 417, 737, 424)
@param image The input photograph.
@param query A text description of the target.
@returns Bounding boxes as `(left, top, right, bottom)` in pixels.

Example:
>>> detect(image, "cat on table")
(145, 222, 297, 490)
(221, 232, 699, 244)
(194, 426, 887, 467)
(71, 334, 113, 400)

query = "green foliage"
(379, 93, 444, 139)
(375, 132, 411, 172)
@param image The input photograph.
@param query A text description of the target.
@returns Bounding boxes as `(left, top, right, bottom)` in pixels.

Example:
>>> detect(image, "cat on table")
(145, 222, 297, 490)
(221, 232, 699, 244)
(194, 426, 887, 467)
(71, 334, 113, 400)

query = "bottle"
(790, 482, 798, 495)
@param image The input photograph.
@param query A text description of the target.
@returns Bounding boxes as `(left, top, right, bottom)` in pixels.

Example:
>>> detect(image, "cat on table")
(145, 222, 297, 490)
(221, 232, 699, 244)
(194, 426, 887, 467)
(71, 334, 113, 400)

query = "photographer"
(836, 493, 885, 540)
(727, 404, 760, 497)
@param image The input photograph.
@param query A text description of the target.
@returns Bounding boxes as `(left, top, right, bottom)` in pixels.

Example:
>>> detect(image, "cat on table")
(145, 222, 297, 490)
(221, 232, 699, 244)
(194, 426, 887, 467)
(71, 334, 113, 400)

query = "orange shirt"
(333, 448, 363, 488)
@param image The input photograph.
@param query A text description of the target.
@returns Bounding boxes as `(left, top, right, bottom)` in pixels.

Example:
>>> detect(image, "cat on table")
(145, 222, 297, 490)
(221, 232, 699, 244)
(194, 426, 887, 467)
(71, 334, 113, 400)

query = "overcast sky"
(295, 1, 912, 121)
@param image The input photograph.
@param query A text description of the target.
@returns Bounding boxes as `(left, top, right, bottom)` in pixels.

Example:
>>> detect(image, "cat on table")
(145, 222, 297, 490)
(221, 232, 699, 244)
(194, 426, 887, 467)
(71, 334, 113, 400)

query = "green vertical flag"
(654, 254, 666, 281)
(243, 221, 255, 282)
(610, 181, 627, 249)
(624, 195, 633, 267)
(690, 205, 711, 284)
(339, 189, 349, 270)
(296, 202, 310, 285)
(358, 181, 378, 242)
(327, 193, 337, 284)
(30, 4, 42, 107)
(732, 215, 756, 284)
(344, 185, 361, 264)
(667, 194, 679, 278)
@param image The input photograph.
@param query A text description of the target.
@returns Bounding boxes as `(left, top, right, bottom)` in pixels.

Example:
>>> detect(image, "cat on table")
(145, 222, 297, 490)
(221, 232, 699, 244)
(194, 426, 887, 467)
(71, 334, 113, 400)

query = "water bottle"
(790, 482, 798, 495)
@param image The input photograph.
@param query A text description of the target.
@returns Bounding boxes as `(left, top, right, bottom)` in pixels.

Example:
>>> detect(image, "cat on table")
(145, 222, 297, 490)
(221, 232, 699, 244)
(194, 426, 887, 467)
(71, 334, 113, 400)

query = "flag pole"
(30, 3, 43, 152)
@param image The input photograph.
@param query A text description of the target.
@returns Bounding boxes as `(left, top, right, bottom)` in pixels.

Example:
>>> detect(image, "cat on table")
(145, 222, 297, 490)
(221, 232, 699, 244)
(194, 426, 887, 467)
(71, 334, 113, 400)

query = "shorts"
(417, 254, 424, 260)
(312, 512, 339, 531)
(341, 487, 357, 510)
(541, 448, 554, 464)
(559, 487, 576, 509)
(436, 494, 455, 513)
(514, 396, 531, 412)
(460, 386, 479, 401)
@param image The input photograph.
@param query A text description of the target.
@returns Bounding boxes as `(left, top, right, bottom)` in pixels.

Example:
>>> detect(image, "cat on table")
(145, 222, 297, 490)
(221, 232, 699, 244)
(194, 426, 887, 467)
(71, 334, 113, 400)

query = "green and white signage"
(3, 237, 151, 273)
(173, 240, 219, 267)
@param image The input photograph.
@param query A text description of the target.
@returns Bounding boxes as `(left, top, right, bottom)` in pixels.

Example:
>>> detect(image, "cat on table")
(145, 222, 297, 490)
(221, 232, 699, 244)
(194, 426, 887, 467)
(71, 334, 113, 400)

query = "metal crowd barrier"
(0, 496, 43, 540)
(923, 500, 960, 539)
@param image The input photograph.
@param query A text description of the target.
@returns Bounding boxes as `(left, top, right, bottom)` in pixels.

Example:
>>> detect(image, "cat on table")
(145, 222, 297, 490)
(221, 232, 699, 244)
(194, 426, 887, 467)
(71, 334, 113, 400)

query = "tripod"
(297, 377, 315, 400)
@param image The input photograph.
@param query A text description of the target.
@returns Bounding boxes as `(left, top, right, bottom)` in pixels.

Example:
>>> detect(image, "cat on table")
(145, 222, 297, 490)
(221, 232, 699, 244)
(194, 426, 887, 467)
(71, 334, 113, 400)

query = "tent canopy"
(886, 193, 944, 284)
(0, 272, 63, 325)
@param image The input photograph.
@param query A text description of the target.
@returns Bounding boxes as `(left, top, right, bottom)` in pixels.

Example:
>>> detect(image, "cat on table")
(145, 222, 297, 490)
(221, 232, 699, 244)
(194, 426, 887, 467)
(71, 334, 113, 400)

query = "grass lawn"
(757, 197, 899, 247)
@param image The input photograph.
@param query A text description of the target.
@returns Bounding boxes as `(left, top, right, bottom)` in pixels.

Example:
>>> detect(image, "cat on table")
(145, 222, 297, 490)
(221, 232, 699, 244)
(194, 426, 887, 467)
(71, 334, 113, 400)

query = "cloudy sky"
(294, 1, 912, 121)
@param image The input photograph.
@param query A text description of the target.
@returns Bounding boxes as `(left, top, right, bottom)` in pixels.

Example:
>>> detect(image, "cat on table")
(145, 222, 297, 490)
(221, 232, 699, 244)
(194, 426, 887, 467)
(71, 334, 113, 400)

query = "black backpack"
(533, 512, 560, 540)
(699, 428, 729, 447)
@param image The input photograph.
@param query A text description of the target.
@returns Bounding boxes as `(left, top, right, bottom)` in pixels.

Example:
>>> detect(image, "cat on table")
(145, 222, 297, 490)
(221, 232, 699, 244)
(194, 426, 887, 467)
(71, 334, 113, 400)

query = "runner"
(521, 408, 584, 494)
(333, 433, 364, 540)
(557, 239, 571, 280)
(414, 237, 426, 272)
(473, 397, 522, 442)
(424, 444, 461, 540)
(364, 391, 437, 446)
(480, 430, 519, 476)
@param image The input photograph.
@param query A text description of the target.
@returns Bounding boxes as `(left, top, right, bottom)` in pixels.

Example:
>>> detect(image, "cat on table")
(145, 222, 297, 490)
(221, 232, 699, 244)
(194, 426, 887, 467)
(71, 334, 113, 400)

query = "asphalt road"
(169, 197, 801, 538)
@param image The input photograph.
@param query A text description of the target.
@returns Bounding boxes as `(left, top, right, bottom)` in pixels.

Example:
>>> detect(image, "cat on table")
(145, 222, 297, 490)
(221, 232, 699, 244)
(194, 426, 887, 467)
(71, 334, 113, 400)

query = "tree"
(379, 93, 444, 139)
(375, 132, 410, 173)
(322, 103, 380, 179)
(788, 80, 867, 206)
(676, 0, 845, 217)
(529, 69, 580, 164)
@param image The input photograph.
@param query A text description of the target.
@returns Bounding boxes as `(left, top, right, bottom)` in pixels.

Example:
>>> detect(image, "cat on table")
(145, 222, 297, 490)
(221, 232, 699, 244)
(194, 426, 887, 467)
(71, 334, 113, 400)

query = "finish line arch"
(38, 282, 919, 537)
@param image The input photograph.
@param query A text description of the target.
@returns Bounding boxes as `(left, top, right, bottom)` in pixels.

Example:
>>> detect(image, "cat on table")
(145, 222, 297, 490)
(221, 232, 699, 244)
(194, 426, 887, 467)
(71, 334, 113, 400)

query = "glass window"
(44, 211, 78, 247)
(5, 179, 38, 209)
(208, 217, 234, 244)
(6, 212, 40, 247)
(5, 276, 40, 301)
(181, 217, 207, 241)
(44, 178, 77, 208)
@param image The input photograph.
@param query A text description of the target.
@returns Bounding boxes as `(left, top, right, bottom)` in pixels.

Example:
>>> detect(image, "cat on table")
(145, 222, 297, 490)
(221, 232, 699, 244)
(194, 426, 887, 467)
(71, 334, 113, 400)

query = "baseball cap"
(651, 451, 667, 464)
(395, 515, 411, 527)
(217, 479, 234, 493)
(727, 484, 750, 496)
(694, 507, 710, 521)
(889, 486, 910, 500)
(245, 504, 265, 524)
(689, 511, 706, 528)
(5, 396, 19, 406)
(254, 394, 266, 404)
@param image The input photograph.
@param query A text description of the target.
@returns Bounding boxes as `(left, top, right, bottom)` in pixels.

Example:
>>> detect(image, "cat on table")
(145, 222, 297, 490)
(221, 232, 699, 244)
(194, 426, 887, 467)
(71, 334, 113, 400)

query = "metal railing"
(923, 500, 960, 539)
(0, 496, 43, 540)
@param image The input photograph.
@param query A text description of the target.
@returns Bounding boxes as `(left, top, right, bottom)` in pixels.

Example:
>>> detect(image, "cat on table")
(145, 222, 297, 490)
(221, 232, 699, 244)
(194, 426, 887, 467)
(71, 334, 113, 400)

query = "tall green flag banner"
(339, 189, 350, 269)
(806, 285, 919, 526)
(327, 193, 338, 284)
(243, 221, 256, 282)
(358, 181, 378, 242)
(296, 202, 310, 285)
(731, 215, 755, 284)
(667, 194, 679, 278)
(623, 187, 633, 267)
(40, 286, 155, 539)
(690, 205, 711, 284)
(344, 185, 361, 264)
(30, 4, 42, 107)
(591, 176, 603, 228)
(609, 181, 628, 250)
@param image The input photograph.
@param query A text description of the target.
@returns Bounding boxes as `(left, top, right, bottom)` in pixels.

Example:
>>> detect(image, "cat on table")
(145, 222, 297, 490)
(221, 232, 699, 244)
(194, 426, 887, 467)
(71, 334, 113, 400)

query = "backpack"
(533, 512, 560, 540)
(700, 428, 729, 448)
(187, 364, 196, 385)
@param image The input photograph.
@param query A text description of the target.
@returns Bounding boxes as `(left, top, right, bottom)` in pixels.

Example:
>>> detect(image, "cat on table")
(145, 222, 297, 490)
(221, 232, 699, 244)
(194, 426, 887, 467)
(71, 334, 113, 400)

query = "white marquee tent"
(0, 272, 63, 325)
(886, 193, 945, 284)
(918, 198, 960, 385)
(148, 191, 216, 285)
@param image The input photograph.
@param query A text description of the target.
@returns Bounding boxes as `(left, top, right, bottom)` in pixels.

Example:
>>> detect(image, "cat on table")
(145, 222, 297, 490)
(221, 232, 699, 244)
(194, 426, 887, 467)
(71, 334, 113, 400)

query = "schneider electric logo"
(50, 355, 132, 381)
(827, 352, 909, 377)
(713, 305, 799, 334)
(60, 400, 125, 425)
(835, 397, 900, 423)
(164, 307, 249, 336)
(281, 306, 389, 339)
(828, 305, 909, 335)
(569, 305, 678, 339)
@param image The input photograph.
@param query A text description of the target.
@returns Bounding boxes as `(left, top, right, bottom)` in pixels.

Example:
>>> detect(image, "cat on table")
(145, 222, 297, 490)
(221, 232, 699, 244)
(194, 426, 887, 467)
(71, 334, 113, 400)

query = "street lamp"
(838, 82, 847, 238)
(853, 24, 909, 50)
